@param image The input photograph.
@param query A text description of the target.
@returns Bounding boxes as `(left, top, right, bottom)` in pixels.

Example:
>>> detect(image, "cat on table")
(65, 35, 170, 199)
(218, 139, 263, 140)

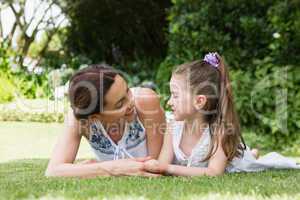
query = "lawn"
(1, 159, 300, 200)
(0, 122, 300, 200)
(0, 122, 91, 162)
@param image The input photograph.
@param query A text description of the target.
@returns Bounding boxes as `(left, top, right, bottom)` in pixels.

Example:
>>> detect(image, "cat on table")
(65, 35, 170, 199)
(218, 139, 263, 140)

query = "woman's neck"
(93, 117, 126, 143)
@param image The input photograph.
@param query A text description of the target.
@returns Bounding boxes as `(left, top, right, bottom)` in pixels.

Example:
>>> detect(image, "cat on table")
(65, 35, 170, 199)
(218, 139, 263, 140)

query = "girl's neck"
(184, 117, 208, 136)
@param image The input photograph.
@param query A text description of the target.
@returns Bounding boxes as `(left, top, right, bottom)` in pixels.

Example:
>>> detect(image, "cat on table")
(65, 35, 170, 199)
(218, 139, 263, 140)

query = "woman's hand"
(77, 159, 98, 164)
(102, 157, 161, 177)
(143, 159, 168, 174)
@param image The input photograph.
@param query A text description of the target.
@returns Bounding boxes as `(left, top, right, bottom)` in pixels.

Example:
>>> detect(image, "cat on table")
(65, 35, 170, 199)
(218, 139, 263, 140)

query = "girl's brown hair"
(173, 55, 246, 161)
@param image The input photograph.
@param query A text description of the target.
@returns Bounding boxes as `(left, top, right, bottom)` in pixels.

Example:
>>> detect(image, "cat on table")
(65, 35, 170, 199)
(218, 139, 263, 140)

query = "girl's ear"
(193, 95, 207, 110)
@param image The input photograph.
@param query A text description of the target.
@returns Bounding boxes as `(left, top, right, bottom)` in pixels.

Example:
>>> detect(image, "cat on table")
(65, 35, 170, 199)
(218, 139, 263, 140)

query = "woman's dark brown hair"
(68, 64, 122, 119)
(173, 55, 246, 161)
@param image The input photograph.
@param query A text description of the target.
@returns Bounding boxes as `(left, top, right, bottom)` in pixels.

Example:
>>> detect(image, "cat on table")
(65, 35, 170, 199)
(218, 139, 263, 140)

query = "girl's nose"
(167, 98, 172, 107)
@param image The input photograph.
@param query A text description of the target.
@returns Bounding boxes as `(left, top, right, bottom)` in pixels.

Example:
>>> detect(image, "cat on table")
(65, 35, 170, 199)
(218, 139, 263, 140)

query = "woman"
(45, 64, 165, 178)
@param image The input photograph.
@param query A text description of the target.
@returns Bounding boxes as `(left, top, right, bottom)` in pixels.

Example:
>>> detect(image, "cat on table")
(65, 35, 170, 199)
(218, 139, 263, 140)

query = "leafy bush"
(0, 99, 66, 123)
(9, 70, 50, 99)
(0, 75, 16, 103)
(64, 0, 171, 64)
(62, 0, 171, 82)
(0, 41, 16, 103)
(0, 110, 64, 123)
(230, 59, 300, 146)
(161, 0, 300, 70)
(156, 0, 300, 148)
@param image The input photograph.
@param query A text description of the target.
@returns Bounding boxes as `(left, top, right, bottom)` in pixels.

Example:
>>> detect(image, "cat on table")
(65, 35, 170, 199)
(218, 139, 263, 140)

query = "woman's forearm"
(45, 161, 118, 178)
(166, 164, 224, 177)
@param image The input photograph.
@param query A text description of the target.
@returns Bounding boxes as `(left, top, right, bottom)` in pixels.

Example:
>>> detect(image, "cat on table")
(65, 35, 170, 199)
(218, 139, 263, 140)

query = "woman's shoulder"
(131, 87, 163, 118)
(131, 87, 160, 106)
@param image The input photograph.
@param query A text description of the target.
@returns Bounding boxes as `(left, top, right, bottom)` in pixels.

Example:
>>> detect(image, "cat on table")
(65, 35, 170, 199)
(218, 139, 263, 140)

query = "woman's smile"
(125, 107, 134, 116)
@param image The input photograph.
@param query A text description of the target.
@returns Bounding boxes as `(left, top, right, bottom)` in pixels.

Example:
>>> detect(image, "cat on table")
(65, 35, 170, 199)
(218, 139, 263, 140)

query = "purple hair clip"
(203, 52, 220, 68)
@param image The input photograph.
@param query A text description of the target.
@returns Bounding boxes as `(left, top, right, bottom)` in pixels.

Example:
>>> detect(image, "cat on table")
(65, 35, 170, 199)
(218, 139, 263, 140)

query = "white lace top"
(172, 121, 211, 167)
(88, 112, 148, 161)
(171, 121, 300, 172)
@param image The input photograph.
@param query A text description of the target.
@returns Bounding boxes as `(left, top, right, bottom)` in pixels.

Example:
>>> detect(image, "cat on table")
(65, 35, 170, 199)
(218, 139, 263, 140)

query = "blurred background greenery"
(0, 0, 299, 154)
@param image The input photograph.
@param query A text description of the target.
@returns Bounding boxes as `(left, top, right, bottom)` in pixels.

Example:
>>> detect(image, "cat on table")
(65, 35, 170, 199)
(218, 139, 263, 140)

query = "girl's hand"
(144, 159, 168, 174)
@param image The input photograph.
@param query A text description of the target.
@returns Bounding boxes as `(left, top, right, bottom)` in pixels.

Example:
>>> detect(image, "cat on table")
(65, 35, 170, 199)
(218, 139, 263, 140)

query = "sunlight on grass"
(28, 194, 300, 200)
(0, 122, 299, 200)
(0, 122, 92, 162)
(188, 193, 300, 200)
(1, 159, 299, 200)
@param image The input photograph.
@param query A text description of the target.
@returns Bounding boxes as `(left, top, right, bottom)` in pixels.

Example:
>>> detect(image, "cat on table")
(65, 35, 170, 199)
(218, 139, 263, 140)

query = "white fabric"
(171, 121, 300, 172)
(172, 121, 211, 167)
(88, 113, 148, 161)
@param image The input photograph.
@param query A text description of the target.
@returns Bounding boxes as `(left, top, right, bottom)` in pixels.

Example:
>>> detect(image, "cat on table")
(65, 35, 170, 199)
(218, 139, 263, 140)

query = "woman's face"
(97, 75, 135, 123)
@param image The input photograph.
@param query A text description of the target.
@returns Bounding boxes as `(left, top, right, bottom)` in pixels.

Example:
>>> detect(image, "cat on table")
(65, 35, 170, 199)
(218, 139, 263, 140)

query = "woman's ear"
(194, 95, 207, 110)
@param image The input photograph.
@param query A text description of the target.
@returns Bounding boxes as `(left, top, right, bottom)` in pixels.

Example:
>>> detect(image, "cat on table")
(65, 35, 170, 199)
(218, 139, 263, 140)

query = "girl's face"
(167, 74, 197, 121)
(95, 75, 135, 124)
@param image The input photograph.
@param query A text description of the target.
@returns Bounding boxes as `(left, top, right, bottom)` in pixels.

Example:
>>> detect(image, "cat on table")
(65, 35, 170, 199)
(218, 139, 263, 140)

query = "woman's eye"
(116, 102, 123, 109)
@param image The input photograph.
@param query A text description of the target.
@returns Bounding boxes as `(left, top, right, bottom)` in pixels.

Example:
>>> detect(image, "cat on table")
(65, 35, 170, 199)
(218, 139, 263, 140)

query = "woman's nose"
(128, 91, 134, 106)
(129, 98, 134, 108)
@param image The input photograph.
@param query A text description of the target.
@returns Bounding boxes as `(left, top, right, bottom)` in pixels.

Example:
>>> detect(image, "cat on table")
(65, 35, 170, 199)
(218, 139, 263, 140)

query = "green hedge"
(0, 110, 64, 123)
(160, 0, 300, 69)
(230, 59, 300, 145)
(0, 42, 15, 103)
(156, 0, 300, 147)
(0, 75, 16, 103)
(64, 0, 171, 64)
(0, 99, 66, 123)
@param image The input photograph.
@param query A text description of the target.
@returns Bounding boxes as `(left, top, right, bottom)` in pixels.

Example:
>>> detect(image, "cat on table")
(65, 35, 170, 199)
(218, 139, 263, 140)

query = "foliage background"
(0, 0, 299, 150)
(155, 0, 300, 148)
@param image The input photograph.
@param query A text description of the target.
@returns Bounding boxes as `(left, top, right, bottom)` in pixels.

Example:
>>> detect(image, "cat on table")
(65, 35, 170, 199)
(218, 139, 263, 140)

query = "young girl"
(144, 53, 300, 176)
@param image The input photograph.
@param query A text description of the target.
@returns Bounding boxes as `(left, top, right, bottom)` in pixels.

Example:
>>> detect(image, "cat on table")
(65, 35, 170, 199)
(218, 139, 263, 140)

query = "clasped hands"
(79, 156, 168, 177)
(121, 156, 168, 177)
(138, 156, 168, 175)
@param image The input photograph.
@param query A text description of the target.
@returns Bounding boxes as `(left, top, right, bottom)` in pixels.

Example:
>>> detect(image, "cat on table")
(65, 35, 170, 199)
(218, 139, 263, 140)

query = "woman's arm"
(46, 158, 159, 178)
(45, 109, 158, 178)
(134, 88, 165, 159)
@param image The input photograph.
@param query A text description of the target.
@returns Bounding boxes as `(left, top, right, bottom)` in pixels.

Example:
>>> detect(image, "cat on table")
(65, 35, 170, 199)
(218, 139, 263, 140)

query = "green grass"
(0, 121, 300, 200)
(0, 159, 300, 200)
